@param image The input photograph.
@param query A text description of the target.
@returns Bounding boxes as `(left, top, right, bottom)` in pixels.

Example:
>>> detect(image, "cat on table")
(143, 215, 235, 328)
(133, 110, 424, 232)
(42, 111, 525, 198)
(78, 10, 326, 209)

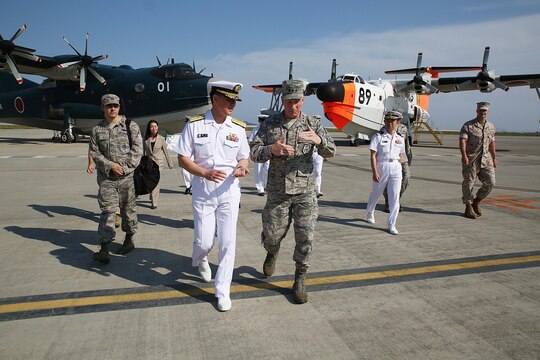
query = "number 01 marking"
(158, 82, 170, 92)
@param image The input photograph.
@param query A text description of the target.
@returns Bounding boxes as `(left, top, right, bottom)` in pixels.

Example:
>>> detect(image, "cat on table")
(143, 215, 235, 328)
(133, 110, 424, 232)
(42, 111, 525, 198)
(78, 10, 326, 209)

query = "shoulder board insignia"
(231, 118, 246, 128)
(187, 115, 205, 123)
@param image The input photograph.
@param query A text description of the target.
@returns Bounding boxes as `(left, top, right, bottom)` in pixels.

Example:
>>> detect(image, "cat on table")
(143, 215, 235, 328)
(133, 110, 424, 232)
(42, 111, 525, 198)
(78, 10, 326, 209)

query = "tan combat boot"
(263, 251, 279, 276)
(472, 198, 483, 216)
(293, 269, 308, 304)
(464, 203, 477, 219)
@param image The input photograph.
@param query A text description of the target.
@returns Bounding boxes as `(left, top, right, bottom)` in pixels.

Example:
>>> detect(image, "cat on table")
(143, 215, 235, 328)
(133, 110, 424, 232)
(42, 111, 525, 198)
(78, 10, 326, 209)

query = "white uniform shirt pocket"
(224, 139, 240, 158)
(194, 136, 213, 158)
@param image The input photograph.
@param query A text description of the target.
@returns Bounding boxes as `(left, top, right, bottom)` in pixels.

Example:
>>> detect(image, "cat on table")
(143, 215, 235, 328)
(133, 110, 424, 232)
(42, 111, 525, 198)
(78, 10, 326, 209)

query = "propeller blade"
(84, 33, 89, 56)
(10, 24, 27, 42)
(62, 35, 82, 57)
(5, 54, 23, 84)
(92, 54, 108, 62)
(482, 46, 490, 72)
(330, 59, 337, 81)
(288, 61, 293, 80)
(12, 50, 40, 62)
(79, 66, 86, 91)
(57, 60, 80, 69)
(88, 66, 107, 85)
(425, 83, 439, 94)
(493, 79, 509, 91)
(415, 53, 423, 76)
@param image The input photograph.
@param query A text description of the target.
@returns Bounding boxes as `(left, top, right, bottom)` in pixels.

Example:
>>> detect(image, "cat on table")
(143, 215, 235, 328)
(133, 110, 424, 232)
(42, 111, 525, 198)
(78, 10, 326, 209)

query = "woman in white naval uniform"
(366, 110, 406, 235)
(172, 80, 250, 312)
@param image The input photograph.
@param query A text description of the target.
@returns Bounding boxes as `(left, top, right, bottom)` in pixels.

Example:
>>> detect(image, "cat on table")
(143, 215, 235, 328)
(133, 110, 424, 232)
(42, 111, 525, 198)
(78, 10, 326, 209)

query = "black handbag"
(126, 120, 160, 196)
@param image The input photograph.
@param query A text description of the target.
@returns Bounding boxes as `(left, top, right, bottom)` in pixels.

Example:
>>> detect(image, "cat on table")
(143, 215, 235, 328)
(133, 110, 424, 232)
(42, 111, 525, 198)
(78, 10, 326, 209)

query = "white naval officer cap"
(208, 80, 243, 101)
(384, 110, 403, 121)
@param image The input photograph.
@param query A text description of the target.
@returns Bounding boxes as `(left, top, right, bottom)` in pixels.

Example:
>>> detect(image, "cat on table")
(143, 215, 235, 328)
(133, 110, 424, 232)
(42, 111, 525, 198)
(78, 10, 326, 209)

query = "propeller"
(454, 46, 508, 92)
(0, 24, 41, 84)
(406, 53, 439, 94)
(57, 33, 108, 91)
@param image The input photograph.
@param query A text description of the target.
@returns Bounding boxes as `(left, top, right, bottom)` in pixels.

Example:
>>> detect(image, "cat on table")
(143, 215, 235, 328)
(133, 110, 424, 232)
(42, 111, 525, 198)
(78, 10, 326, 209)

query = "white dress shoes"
(198, 258, 212, 282)
(366, 211, 375, 224)
(217, 296, 232, 312)
(388, 225, 399, 235)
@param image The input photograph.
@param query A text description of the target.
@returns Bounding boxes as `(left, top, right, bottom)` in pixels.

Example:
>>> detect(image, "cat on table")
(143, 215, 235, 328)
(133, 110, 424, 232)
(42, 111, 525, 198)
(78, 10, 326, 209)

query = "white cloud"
(202, 14, 540, 131)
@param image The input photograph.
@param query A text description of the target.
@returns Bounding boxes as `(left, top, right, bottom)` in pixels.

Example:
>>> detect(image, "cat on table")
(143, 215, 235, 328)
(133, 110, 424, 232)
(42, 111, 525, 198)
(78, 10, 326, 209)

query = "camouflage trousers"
(384, 162, 410, 203)
(97, 173, 138, 243)
(462, 162, 496, 204)
(261, 191, 318, 270)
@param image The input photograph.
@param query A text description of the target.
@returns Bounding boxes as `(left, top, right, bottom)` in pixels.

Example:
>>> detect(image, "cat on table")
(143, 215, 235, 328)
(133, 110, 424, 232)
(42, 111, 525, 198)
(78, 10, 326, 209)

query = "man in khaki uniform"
(459, 102, 498, 219)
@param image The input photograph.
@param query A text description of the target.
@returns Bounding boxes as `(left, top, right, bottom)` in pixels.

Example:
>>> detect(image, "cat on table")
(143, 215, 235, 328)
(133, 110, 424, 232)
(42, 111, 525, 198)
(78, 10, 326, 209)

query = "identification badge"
(197, 134, 208, 138)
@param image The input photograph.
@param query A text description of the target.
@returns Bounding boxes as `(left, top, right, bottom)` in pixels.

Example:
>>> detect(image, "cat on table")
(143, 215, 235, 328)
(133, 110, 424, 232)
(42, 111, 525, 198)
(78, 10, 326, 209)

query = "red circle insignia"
(14, 97, 25, 113)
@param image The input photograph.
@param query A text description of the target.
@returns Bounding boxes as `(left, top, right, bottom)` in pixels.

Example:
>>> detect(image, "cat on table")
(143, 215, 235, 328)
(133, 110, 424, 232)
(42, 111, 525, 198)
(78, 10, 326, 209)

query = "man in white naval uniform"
(171, 80, 250, 311)
(248, 115, 269, 196)
(365, 110, 406, 235)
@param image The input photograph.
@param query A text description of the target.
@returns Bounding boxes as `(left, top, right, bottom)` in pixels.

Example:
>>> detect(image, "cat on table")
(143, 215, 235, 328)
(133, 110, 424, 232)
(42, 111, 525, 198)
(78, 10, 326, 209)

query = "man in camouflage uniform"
(384, 121, 412, 212)
(250, 79, 336, 304)
(459, 101, 498, 219)
(89, 94, 143, 263)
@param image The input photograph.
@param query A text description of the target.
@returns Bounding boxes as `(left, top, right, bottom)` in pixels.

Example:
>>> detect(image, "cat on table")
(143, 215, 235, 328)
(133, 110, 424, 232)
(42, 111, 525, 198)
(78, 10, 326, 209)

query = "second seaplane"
(254, 47, 540, 145)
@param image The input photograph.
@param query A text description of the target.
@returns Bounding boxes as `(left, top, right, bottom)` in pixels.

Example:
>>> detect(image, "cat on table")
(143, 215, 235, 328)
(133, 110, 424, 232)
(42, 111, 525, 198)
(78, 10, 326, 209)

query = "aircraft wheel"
(61, 131, 73, 143)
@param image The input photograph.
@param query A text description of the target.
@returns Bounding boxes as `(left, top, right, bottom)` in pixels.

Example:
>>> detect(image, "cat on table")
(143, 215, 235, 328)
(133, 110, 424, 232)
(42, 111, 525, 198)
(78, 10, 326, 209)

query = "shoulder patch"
(187, 115, 205, 123)
(231, 118, 246, 128)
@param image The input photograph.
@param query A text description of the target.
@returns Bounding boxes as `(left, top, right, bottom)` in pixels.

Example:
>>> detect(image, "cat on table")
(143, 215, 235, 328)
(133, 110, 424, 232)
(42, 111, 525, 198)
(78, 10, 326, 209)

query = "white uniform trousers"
(191, 176, 240, 299)
(254, 161, 269, 193)
(366, 161, 402, 226)
(182, 168, 192, 188)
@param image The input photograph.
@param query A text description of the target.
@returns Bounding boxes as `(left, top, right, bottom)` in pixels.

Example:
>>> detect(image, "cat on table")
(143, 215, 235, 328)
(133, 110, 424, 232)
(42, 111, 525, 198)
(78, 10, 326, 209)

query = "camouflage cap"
(281, 79, 305, 100)
(101, 94, 120, 106)
(477, 101, 490, 110)
(384, 110, 403, 121)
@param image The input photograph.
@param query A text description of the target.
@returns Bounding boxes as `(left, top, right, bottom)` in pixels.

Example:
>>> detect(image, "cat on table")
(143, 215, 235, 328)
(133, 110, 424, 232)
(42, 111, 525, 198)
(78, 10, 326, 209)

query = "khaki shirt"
(250, 112, 336, 195)
(459, 119, 496, 168)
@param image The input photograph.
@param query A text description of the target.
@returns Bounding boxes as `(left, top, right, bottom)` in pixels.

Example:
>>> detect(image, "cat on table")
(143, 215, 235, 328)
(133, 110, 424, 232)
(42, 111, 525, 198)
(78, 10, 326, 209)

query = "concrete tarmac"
(0, 129, 539, 360)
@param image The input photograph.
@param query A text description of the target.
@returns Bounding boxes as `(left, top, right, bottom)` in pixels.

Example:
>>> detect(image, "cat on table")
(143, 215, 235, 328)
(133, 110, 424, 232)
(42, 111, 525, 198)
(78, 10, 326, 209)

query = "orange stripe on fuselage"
(417, 94, 430, 111)
(322, 82, 357, 130)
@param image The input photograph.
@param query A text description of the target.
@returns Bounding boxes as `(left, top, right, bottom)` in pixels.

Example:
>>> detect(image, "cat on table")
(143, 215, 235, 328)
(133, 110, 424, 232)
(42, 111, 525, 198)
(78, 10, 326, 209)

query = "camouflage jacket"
(459, 119, 496, 168)
(250, 112, 336, 195)
(89, 116, 143, 178)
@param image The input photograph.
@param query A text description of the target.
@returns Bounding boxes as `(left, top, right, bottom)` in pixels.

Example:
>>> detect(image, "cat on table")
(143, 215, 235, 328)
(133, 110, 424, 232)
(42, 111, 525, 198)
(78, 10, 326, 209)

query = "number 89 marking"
(358, 87, 371, 105)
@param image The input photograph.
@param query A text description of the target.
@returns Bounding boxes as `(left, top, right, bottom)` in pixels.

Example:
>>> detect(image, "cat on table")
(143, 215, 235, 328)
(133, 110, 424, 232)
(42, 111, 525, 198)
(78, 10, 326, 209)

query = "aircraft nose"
(316, 82, 345, 103)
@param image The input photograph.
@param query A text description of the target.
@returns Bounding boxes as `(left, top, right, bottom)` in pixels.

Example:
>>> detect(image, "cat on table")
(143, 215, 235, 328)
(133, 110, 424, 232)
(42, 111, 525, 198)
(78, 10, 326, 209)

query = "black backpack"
(126, 119, 160, 196)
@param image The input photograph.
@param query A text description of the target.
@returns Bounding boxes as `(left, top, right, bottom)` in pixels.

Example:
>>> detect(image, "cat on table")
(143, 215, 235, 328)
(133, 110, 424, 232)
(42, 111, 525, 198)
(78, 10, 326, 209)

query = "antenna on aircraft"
(288, 62, 293, 79)
(330, 59, 337, 81)
(155, 55, 162, 67)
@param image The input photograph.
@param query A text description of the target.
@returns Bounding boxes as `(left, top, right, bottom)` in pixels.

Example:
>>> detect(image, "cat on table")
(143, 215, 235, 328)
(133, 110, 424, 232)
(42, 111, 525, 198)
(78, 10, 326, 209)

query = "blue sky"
(2, 0, 540, 131)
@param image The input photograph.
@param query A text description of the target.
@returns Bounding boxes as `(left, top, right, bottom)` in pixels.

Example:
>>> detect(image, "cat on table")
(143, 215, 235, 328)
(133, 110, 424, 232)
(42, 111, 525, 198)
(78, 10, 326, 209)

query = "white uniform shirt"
(369, 130, 405, 163)
(171, 110, 249, 197)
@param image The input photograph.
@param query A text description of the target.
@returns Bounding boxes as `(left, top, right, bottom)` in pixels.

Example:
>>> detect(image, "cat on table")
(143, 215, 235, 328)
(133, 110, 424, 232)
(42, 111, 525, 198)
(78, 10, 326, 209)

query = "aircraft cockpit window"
(341, 74, 365, 84)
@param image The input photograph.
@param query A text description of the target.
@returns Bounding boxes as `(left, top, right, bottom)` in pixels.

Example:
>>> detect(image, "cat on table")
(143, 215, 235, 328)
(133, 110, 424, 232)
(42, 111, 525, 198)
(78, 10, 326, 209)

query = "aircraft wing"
(433, 73, 540, 93)
(252, 82, 322, 95)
